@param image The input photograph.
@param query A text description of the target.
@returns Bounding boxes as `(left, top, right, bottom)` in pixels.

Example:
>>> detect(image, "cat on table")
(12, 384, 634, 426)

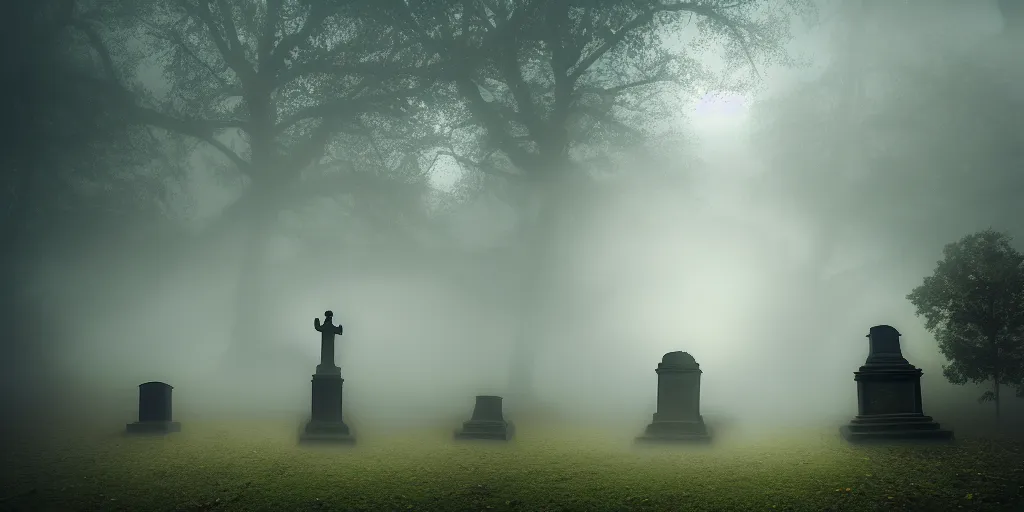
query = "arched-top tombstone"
(863, 325, 910, 368)
(636, 351, 710, 443)
(661, 351, 699, 369)
(126, 381, 180, 434)
(840, 325, 952, 443)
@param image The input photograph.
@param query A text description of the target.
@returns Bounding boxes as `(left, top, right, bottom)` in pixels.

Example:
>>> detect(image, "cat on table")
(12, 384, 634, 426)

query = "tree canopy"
(380, 0, 814, 189)
(907, 229, 1024, 421)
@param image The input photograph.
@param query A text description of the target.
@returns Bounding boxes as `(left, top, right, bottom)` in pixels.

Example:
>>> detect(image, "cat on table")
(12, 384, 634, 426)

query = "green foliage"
(907, 229, 1024, 398)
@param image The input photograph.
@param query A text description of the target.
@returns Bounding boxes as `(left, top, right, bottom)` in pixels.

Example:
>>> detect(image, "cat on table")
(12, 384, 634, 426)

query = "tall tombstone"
(454, 395, 514, 441)
(636, 351, 711, 443)
(299, 310, 355, 444)
(126, 381, 181, 434)
(839, 325, 953, 442)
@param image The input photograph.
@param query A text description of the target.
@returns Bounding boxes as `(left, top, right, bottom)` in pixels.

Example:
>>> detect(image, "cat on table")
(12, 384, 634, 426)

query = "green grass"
(2, 420, 1023, 512)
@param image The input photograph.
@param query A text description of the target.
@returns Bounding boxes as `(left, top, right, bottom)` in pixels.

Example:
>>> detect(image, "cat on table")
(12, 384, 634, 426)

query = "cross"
(314, 310, 343, 374)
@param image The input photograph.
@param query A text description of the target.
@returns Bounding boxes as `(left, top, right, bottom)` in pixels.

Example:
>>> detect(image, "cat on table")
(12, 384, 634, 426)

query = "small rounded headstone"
(660, 351, 699, 369)
(865, 324, 909, 366)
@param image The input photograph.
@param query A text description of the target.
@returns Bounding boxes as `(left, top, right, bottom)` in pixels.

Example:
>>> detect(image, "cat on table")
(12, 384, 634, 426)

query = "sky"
(10, 0, 1024, 438)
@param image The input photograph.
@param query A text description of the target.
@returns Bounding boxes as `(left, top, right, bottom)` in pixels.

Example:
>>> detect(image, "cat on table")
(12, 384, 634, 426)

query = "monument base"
(126, 421, 181, 435)
(454, 420, 515, 441)
(636, 418, 712, 444)
(840, 414, 953, 443)
(300, 420, 355, 444)
(299, 372, 354, 444)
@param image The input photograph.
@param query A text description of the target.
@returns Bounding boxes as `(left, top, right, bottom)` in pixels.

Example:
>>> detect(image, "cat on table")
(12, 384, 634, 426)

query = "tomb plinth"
(840, 325, 953, 443)
(454, 395, 514, 441)
(300, 310, 355, 444)
(636, 351, 711, 444)
(126, 381, 181, 434)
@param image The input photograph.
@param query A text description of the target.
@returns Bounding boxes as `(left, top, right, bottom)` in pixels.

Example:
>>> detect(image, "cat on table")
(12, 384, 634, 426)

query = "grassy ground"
(2, 419, 1023, 512)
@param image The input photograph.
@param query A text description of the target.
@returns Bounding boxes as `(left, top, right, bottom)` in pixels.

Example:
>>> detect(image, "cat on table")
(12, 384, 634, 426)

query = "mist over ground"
(4, 0, 1024, 448)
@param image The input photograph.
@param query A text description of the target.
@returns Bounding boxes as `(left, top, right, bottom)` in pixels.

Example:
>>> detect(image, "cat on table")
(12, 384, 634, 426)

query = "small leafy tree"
(907, 229, 1024, 424)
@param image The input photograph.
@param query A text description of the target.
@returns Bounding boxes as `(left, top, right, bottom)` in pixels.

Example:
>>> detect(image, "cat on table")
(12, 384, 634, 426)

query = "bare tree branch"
(179, 0, 256, 86)
(264, 1, 335, 80)
(436, 150, 526, 181)
(456, 76, 542, 172)
(257, 0, 284, 72)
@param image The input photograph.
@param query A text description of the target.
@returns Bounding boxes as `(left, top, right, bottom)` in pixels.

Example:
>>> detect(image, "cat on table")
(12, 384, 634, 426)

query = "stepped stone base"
(300, 420, 355, 444)
(454, 420, 514, 441)
(840, 414, 953, 443)
(636, 418, 712, 444)
(126, 421, 181, 435)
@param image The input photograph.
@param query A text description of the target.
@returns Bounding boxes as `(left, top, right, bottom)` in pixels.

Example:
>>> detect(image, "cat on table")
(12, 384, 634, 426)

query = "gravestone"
(126, 381, 181, 434)
(839, 325, 953, 443)
(299, 310, 355, 444)
(636, 351, 711, 443)
(454, 395, 514, 440)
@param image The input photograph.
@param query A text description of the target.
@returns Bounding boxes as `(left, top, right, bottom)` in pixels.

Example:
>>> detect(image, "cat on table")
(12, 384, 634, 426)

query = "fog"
(5, 0, 1024, 446)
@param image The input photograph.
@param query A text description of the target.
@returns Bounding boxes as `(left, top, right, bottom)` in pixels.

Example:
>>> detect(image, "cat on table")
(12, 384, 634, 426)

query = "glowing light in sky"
(692, 91, 750, 129)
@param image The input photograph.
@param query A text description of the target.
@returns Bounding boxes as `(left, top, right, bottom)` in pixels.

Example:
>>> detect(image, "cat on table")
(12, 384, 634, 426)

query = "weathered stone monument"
(299, 310, 354, 444)
(636, 351, 711, 443)
(840, 325, 953, 443)
(126, 381, 181, 434)
(454, 395, 514, 441)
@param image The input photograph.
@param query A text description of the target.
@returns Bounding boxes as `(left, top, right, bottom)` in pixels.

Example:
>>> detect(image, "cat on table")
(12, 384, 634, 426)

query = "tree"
(0, 0, 180, 411)
(80, 0, 442, 370)
(374, 0, 816, 402)
(907, 229, 1024, 425)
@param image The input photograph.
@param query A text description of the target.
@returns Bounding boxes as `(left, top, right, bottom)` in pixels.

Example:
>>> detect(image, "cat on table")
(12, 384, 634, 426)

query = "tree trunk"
(994, 374, 1001, 427)
(215, 85, 292, 375)
(506, 166, 574, 407)
(999, 0, 1024, 34)
(219, 203, 277, 367)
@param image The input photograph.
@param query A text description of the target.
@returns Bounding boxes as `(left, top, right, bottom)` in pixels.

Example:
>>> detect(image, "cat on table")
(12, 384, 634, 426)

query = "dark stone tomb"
(454, 395, 514, 441)
(126, 381, 181, 434)
(636, 351, 711, 443)
(839, 325, 953, 443)
(299, 310, 355, 444)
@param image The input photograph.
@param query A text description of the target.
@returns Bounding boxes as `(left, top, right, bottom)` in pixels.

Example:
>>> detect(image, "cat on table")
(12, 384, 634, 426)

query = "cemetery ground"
(3, 416, 1023, 512)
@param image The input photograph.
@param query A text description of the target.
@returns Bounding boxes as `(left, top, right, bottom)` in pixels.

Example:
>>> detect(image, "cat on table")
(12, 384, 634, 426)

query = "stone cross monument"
(636, 351, 711, 443)
(314, 310, 344, 374)
(839, 325, 953, 442)
(300, 310, 355, 444)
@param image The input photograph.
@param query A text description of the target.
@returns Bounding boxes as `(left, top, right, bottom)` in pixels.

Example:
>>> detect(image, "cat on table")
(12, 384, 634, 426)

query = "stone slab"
(300, 420, 355, 445)
(454, 420, 514, 441)
(636, 419, 711, 444)
(126, 421, 181, 435)
(840, 414, 953, 443)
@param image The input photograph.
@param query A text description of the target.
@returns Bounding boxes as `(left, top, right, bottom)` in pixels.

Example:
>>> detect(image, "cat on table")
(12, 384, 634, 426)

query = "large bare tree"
(69, 0, 443, 371)
(371, 0, 816, 403)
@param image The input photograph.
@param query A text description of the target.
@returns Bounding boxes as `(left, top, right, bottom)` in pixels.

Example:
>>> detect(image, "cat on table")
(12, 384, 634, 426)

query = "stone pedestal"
(454, 395, 514, 441)
(300, 368, 355, 444)
(126, 381, 181, 434)
(637, 352, 711, 444)
(840, 325, 953, 443)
